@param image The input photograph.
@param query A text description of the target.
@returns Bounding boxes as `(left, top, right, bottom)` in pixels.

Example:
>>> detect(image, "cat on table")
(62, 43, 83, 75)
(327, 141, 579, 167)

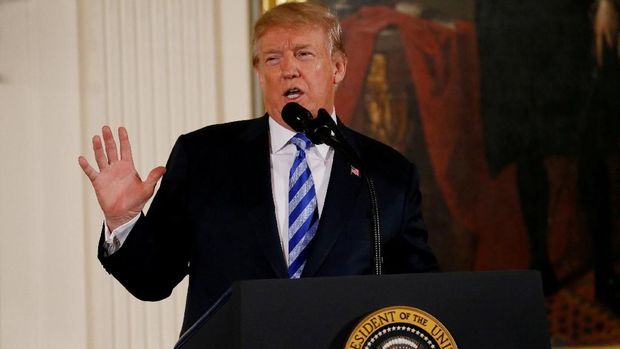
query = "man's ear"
(255, 65, 265, 85)
(332, 53, 347, 84)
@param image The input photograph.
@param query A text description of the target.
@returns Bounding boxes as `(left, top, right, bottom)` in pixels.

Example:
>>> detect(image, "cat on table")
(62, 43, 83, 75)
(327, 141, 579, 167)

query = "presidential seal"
(345, 306, 458, 349)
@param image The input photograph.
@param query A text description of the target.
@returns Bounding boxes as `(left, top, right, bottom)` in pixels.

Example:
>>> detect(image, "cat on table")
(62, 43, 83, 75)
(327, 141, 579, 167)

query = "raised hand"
(78, 126, 166, 231)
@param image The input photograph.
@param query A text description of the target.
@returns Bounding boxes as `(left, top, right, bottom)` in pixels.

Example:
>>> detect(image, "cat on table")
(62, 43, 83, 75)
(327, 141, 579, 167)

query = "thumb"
(145, 166, 166, 188)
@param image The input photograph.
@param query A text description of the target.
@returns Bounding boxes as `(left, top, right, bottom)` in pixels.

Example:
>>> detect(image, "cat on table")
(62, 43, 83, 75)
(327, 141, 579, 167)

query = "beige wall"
(0, 0, 253, 348)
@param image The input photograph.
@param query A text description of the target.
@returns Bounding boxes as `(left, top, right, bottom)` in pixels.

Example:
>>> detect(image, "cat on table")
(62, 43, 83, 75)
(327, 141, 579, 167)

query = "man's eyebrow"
(260, 44, 313, 55)
(293, 44, 312, 50)
(262, 48, 281, 54)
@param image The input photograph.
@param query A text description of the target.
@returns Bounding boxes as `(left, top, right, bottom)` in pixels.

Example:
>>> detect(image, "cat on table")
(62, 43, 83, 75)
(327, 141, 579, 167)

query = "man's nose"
(281, 55, 300, 79)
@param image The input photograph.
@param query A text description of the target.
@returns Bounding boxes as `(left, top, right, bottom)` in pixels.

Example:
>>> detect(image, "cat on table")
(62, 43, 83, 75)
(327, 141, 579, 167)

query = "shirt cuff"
(103, 214, 140, 255)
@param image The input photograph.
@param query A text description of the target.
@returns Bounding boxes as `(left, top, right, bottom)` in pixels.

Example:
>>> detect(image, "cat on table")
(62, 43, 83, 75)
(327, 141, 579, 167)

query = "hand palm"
(79, 126, 165, 231)
(93, 160, 148, 218)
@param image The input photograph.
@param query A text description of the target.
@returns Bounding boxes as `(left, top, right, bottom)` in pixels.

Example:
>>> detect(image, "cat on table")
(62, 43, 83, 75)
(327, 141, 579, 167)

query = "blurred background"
(0, 0, 618, 348)
(320, 0, 620, 347)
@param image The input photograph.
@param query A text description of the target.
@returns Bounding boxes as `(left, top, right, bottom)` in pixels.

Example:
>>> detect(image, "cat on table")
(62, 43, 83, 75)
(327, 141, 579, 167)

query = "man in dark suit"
(78, 2, 438, 334)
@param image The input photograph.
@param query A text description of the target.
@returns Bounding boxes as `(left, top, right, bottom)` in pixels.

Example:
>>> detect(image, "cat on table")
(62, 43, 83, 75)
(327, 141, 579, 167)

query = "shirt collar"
(268, 110, 337, 160)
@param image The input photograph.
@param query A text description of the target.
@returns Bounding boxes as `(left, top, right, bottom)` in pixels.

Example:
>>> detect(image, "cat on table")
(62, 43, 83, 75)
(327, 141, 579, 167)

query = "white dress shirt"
(104, 114, 336, 262)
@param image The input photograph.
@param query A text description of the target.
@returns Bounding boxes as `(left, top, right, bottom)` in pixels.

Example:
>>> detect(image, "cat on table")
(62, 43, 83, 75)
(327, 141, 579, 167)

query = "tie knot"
(290, 133, 313, 151)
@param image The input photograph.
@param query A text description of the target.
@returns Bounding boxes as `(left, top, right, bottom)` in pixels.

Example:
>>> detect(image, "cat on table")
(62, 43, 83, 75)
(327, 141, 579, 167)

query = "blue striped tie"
(288, 133, 319, 279)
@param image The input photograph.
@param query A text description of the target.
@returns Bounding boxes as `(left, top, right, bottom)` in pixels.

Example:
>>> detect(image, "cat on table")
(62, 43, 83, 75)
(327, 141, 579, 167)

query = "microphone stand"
(364, 171, 383, 275)
(310, 110, 383, 275)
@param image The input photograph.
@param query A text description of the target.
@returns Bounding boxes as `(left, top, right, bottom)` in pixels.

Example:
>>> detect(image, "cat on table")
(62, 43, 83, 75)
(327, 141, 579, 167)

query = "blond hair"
(252, 2, 345, 66)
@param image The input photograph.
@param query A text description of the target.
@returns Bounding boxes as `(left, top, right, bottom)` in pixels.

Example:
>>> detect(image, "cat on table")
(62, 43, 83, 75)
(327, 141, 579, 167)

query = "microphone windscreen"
(281, 102, 312, 133)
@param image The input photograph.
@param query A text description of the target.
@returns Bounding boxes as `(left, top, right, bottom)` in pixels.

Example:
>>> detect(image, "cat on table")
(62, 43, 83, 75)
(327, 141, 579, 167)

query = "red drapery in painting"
(336, 6, 577, 270)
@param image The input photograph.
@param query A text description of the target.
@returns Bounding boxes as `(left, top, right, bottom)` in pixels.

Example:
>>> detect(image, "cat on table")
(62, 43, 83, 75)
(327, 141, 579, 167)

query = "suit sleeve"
(97, 136, 191, 301)
(383, 162, 440, 273)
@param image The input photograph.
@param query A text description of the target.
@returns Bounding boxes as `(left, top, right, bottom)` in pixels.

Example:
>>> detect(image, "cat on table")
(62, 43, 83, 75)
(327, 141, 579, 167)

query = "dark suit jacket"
(98, 115, 438, 334)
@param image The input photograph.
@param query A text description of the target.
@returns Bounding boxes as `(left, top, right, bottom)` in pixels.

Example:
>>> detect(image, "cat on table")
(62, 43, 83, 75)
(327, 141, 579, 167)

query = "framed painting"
(253, 0, 620, 346)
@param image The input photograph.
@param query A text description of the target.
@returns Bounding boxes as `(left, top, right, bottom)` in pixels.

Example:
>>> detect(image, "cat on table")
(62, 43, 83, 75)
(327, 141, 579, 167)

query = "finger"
(93, 135, 109, 171)
(144, 166, 166, 188)
(102, 126, 119, 163)
(118, 127, 134, 162)
(78, 156, 98, 182)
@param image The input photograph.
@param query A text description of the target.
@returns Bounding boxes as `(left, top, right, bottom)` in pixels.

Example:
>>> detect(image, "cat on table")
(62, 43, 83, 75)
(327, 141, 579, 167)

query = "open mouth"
(283, 87, 303, 100)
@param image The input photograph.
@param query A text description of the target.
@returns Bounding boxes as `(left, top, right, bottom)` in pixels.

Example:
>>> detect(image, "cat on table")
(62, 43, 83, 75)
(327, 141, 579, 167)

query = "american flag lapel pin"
(350, 165, 360, 177)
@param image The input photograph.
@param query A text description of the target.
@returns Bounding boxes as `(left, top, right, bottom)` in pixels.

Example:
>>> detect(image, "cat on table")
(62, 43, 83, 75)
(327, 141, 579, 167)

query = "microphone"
(313, 108, 364, 169)
(281, 102, 352, 152)
(313, 108, 347, 148)
(281, 102, 327, 147)
(281, 102, 314, 134)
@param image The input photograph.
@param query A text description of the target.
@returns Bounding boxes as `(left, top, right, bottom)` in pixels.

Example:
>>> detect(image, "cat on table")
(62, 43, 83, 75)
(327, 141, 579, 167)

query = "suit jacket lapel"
(301, 122, 364, 276)
(242, 116, 288, 278)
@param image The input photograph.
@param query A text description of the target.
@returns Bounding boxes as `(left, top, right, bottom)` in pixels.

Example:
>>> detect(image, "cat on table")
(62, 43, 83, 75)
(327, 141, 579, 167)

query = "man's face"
(254, 25, 347, 129)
